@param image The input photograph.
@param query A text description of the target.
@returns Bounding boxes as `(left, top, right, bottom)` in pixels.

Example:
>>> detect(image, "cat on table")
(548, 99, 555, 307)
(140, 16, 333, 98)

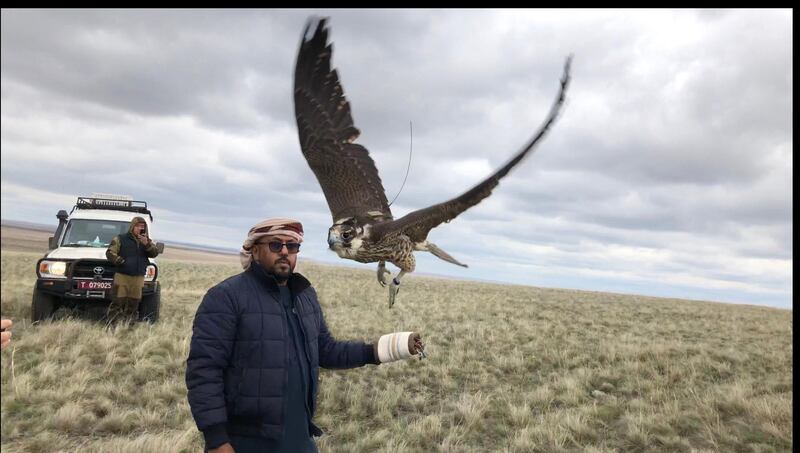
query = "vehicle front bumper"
(36, 278, 158, 301)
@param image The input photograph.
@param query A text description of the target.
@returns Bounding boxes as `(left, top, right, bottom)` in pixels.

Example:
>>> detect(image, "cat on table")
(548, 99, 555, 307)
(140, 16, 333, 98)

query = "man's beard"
(269, 260, 293, 282)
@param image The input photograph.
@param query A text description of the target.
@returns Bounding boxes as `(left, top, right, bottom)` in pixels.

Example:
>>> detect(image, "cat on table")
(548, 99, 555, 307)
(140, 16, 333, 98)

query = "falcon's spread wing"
(372, 56, 573, 244)
(294, 18, 393, 224)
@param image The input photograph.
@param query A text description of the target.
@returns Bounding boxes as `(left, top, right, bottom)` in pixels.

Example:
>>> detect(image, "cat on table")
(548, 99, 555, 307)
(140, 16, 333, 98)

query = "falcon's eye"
(342, 230, 353, 240)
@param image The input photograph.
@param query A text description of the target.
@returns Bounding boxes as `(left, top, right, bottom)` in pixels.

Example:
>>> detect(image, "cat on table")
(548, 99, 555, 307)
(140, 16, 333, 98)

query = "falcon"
(293, 18, 572, 307)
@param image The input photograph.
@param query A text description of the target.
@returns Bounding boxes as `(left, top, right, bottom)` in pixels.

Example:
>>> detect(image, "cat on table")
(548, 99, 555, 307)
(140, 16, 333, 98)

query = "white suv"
(33, 194, 165, 323)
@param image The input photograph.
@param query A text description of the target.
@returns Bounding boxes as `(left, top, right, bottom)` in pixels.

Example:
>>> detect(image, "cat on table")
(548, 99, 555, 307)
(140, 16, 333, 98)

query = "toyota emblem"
(93, 266, 105, 275)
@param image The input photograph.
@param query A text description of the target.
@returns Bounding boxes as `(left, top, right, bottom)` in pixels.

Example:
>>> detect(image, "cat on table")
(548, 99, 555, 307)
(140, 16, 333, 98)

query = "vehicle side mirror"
(156, 242, 165, 254)
(48, 236, 57, 249)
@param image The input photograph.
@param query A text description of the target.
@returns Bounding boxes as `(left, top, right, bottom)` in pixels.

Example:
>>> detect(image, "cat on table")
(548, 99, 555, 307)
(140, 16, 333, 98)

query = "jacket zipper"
(292, 293, 315, 420)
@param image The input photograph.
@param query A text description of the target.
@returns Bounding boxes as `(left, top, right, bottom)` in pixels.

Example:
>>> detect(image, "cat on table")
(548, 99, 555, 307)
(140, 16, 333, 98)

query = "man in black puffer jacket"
(186, 218, 425, 453)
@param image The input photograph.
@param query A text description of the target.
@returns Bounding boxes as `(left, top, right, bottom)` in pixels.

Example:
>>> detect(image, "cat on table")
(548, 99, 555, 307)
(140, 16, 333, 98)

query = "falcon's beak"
(327, 232, 338, 249)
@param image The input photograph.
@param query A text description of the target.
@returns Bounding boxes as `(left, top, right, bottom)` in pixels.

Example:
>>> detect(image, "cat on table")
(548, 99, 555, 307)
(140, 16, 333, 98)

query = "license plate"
(77, 281, 112, 290)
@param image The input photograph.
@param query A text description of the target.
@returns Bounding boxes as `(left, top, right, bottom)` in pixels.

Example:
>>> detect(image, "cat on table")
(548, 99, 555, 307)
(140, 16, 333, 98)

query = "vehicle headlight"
(145, 264, 157, 282)
(39, 260, 68, 279)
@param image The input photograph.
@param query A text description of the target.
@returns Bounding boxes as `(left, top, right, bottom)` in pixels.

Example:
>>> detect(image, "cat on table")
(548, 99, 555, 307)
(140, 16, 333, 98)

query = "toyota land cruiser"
(33, 194, 165, 323)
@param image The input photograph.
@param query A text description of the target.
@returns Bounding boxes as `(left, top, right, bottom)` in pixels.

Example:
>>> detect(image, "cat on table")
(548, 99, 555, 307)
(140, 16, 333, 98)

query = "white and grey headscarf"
(239, 217, 304, 269)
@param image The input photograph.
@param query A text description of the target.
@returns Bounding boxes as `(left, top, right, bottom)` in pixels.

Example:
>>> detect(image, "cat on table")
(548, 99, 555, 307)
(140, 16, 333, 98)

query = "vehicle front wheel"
(31, 288, 58, 323)
(138, 284, 161, 323)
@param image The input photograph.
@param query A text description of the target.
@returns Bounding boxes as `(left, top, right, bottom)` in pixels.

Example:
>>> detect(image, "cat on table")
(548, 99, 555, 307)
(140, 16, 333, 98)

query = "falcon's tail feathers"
(426, 242, 468, 268)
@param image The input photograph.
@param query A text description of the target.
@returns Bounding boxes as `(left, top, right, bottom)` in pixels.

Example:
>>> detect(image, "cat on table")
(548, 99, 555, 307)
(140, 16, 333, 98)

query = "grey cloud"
(1, 10, 303, 132)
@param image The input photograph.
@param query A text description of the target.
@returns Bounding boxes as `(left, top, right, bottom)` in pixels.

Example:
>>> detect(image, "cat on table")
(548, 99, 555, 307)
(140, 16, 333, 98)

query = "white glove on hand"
(375, 331, 424, 363)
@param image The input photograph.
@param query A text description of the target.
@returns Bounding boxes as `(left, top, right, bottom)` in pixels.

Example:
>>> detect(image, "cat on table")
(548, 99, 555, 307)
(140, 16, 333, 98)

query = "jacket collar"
(248, 262, 311, 294)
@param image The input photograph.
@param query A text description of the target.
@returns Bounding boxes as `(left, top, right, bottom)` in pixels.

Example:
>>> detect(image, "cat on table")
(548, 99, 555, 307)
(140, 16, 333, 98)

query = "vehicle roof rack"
(71, 196, 153, 221)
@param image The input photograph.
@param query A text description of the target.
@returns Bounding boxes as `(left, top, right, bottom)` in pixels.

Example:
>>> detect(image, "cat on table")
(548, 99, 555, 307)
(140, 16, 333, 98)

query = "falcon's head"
(328, 218, 367, 259)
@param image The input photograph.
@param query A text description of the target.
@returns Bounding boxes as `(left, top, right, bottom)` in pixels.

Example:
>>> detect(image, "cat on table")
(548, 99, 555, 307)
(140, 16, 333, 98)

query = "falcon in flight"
(293, 18, 572, 307)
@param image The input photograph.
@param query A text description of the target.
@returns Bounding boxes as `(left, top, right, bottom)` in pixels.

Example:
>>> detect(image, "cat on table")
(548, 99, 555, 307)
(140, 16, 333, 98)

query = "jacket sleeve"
(144, 240, 159, 258)
(185, 285, 239, 449)
(317, 310, 378, 369)
(105, 236, 124, 265)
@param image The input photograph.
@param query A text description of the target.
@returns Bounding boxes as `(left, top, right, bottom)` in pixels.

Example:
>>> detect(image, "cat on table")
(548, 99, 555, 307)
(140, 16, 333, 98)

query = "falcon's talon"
(387, 270, 406, 308)
(376, 263, 391, 287)
(388, 282, 400, 308)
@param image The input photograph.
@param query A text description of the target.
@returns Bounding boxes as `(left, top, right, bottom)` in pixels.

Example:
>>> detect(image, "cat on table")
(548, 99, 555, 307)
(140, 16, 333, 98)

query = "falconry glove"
(374, 331, 426, 363)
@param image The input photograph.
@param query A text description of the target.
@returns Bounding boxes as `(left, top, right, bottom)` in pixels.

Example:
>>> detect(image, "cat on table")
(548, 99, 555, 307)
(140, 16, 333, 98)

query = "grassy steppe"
(0, 250, 792, 452)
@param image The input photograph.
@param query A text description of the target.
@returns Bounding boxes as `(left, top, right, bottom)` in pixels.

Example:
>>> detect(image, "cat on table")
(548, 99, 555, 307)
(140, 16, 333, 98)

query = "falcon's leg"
(388, 270, 407, 308)
(377, 261, 391, 287)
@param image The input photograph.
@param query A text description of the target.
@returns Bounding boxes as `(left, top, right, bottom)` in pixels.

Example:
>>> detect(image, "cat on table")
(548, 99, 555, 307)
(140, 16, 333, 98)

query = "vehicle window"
(61, 220, 131, 247)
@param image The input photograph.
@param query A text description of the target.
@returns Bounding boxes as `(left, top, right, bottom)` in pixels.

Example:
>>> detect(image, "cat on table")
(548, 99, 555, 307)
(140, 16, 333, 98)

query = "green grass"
(0, 250, 793, 452)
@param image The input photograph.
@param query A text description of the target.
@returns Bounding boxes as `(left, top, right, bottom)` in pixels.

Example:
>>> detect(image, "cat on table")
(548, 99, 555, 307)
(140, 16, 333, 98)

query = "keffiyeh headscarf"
(240, 217, 304, 269)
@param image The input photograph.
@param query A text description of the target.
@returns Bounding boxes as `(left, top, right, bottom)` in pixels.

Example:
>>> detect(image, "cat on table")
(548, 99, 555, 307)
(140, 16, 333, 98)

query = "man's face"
(133, 222, 146, 235)
(253, 234, 299, 281)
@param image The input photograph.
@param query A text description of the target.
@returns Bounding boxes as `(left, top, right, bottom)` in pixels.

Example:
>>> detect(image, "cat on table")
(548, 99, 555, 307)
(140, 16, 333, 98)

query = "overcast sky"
(1, 9, 792, 309)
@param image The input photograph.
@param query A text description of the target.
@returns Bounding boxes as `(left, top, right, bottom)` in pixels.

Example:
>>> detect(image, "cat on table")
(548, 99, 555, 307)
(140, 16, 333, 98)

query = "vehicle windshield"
(61, 220, 132, 248)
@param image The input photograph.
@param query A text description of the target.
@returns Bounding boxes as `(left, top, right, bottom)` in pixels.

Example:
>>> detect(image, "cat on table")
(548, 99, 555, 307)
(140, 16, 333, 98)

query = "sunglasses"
(260, 241, 301, 254)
